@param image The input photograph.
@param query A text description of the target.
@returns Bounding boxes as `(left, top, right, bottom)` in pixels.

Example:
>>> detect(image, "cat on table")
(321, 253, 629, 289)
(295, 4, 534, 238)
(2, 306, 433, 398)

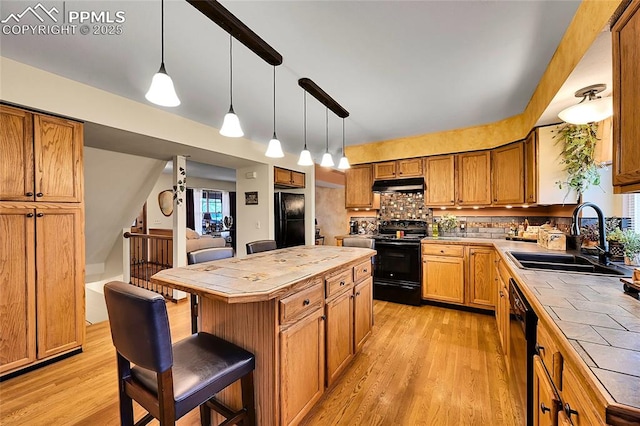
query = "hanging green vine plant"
(554, 122, 601, 198)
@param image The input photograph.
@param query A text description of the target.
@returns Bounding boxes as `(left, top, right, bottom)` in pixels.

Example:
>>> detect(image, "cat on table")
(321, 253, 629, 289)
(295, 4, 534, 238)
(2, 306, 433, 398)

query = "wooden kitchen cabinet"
(524, 130, 538, 204)
(612, 1, 640, 190)
(280, 307, 325, 426)
(467, 247, 494, 309)
(274, 166, 305, 188)
(495, 258, 510, 362)
(373, 158, 422, 180)
(456, 151, 491, 206)
(492, 142, 524, 205)
(353, 276, 373, 352)
(561, 363, 604, 426)
(533, 355, 559, 426)
(424, 155, 455, 206)
(0, 105, 83, 203)
(422, 246, 465, 304)
(345, 164, 379, 209)
(0, 205, 85, 374)
(325, 288, 354, 386)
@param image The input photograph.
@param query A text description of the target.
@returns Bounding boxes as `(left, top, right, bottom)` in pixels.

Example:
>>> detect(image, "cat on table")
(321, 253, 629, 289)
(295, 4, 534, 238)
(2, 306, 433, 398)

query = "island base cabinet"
(561, 364, 604, 426)
(533, 355, 559, 426)
(325, 290, 354, 387)
(354, 277, 373, 352)
(280, 308, 325, 426)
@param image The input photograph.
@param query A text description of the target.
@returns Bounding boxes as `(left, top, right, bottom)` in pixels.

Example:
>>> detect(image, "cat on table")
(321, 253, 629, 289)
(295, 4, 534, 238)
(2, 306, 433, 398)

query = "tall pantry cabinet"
(0, 104, 85, 376)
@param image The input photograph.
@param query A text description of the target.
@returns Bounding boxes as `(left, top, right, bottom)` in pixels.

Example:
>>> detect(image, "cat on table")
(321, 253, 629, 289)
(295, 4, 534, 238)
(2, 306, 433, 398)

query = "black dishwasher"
(509, 278, 537, 426)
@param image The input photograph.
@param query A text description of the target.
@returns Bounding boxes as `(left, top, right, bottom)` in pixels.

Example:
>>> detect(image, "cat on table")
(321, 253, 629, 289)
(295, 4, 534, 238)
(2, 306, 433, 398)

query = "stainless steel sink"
(507, 251, 631, 277)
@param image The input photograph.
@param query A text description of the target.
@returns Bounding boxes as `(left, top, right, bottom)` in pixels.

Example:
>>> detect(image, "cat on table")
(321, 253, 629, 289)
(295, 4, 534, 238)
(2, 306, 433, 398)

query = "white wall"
(236, 164, 273, 257)
(582, 166, 624, 218)
(84, 147, 166, 282)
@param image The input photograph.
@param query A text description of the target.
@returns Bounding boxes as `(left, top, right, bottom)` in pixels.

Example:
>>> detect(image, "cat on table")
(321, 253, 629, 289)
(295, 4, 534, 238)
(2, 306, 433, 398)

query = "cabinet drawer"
(537, 321, 562, 386)
(326, 269, 354, 299)
(353, 260, 372, 283)
(280, 281, 323, 325)
(421, 244, 464, 257)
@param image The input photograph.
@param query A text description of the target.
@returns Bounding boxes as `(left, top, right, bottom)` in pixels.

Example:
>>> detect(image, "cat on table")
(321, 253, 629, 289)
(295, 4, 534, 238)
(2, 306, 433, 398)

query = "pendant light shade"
(220, 35, 244, 137)
(146, 0, 180, 107)
(558, 84, 613, 125)
(265, 66, 284, 158)
(298, 91, 314, 166)
(337, 117, 350, 170)
(320, 108, 334, 168)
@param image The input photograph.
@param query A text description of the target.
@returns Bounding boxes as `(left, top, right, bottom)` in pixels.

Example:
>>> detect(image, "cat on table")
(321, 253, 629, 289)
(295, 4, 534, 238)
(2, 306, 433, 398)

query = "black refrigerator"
(274, 192, 305, 248)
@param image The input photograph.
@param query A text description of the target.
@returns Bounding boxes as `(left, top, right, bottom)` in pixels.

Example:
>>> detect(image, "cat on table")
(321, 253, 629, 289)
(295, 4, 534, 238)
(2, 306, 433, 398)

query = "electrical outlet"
(256, 221, 261, 229)
(459, 220, 466, 231)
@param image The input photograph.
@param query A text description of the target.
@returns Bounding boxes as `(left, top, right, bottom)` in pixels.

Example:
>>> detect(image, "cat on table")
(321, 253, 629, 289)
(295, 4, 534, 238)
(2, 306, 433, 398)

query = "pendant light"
(297, 91, 314, 166)
(220, 35, 244, 137)
(558, 84, 613, 124)
(265, 66, 284, 158)
(145, 0, 180, 107)
(337, 118, 350, 170)
(320, 107, 334, 167)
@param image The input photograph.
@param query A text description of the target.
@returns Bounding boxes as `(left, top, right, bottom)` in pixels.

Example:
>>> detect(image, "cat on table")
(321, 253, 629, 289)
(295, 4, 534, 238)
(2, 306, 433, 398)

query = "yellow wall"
(346, 0, 623, 164)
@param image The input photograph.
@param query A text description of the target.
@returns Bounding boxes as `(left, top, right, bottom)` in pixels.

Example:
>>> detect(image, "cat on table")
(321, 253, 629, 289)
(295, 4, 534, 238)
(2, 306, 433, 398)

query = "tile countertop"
(421, 237, 640, 410)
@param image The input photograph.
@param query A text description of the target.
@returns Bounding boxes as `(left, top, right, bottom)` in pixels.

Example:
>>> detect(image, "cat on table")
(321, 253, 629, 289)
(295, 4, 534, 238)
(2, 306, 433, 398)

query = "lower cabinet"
(325, 289, 354, 386)
(354, 277, 373, 352)
(280, 308, 325, 426)
(422, 252, 465, 304)
(495, 258, 510, 362)
(533, 355, 560, 426)
(0, 205, 85, 375)
(467, 246, 495, 308)
(561, 364, 603, 426)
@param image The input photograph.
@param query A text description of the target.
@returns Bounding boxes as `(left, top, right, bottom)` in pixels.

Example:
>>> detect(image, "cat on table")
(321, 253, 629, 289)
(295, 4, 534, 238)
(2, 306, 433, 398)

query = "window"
(624, 194, 640, 233)
(202, 190, 223, 233)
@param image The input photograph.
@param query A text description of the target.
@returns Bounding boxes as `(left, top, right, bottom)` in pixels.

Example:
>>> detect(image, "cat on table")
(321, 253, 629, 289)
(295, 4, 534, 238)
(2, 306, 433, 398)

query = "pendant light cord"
(229, 34, 233, 106)
(325, 107, 329, 153)
(273, 66, 276, 136)
(160, 0, 164, 65)
(342, 118, 345, 155)
(303, 91, 308, 149)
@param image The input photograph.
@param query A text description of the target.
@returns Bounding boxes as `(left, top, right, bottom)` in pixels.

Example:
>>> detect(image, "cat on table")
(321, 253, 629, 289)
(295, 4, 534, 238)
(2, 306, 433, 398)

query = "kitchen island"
(151, 245, 375, 426)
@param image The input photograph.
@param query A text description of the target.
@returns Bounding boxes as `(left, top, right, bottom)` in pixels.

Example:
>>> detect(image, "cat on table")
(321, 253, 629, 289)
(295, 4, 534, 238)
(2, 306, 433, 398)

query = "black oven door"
(374, 241, 420, 283)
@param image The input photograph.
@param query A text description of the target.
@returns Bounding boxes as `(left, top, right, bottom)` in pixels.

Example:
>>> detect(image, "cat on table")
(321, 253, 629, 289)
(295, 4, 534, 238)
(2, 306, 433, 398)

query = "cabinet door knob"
(321, 315, 326, 321)
(26, 192, 34, 197)
(363, 268, 368, 273)
(26, 213, 34, 218)
(450, 200, 454, 203)
(499, 290, 504, 298)
(535, 343, 545, 354)
(564, 403, 578, 418)
(36, 192, 44, 197)
(303, 299, 310, 306)
(440, 250, 444, 253)
(36, 212, 44, 217)
(540, 403, 551, 414)
(340, 281, 345, 286)
(356, 292, 361, 296)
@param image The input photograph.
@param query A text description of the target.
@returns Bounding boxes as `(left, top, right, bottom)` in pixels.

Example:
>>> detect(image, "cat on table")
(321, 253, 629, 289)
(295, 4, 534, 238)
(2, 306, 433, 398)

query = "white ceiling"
(0, 0, 594, 164)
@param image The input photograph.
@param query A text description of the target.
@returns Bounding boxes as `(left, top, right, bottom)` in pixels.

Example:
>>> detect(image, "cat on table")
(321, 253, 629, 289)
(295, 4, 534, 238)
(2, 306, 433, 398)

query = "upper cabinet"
(274, 166, 305, 189)
(0, 105, 83, 203)
(373, 158, 422, 180)
(457, 151, 492, 206)
(345, 164, 379, 209)
(524, 130, 537, 204)
(492, 142, 524, 205)
(424, 155, 455, 206)
(612, 1, 640, 191)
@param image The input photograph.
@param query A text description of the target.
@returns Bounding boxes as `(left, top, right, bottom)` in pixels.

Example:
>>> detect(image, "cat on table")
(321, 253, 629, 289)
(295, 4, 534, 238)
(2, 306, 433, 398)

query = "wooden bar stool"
(104, 281, 255, 426)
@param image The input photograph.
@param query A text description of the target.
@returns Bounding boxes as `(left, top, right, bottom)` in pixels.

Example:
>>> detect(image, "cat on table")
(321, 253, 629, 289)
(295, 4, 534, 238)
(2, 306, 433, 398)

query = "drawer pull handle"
(540, 403, 551, 414)
(26, 192, 33, 197)
(440, 250, 444, 253)
(36, 213, 44, 217)
(26, 213, 34, 218)
(564, 403, 578, 418)
(36, 192, 44, 197)
(303, 299, 310, 306)
(535, 344, 545, 354)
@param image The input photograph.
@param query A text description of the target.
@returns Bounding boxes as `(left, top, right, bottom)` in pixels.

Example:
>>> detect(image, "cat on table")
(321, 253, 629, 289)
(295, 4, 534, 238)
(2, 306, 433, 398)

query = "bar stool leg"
(241, 371, 256, 426)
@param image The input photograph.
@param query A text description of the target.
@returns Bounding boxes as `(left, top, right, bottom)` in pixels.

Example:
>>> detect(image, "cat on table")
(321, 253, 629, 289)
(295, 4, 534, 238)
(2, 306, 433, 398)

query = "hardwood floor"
(0, 300, 523, 426)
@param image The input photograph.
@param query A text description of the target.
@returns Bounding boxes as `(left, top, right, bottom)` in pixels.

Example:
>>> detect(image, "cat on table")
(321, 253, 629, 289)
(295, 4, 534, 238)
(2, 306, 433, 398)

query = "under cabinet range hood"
(372, 177, 425, 193)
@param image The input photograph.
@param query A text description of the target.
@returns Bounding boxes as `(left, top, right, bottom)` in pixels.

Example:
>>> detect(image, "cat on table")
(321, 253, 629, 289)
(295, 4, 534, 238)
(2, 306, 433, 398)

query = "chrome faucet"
(571, 202, 609, 264)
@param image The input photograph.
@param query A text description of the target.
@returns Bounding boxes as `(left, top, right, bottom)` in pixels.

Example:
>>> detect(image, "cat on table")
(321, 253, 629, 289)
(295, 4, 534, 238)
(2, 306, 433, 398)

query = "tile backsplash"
(379, 193, 433, 222)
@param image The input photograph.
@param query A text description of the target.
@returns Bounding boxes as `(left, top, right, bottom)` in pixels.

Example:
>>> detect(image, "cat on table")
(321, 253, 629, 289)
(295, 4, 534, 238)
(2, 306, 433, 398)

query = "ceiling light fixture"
(265, 66, 284, 158)
(320, 108, 334, 167)
(297, 91, 314, 166)
(557, 84, 613, 124)
(145, 0, 180, 107)
(337, 118, 350, 170)
(220, 35, 244, 138)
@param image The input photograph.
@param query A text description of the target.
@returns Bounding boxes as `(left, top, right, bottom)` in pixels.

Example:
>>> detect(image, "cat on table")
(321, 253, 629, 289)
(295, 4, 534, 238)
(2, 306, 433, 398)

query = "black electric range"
(373, 220, 427, 305)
